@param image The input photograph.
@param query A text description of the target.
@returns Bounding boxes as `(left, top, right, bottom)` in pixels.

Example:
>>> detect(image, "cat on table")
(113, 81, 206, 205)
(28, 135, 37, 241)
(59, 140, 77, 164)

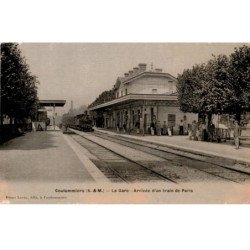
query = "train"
(62, 112, 94, 132)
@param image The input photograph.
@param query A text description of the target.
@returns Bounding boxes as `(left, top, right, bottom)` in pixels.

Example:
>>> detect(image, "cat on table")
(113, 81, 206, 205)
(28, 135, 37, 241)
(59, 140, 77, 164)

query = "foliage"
(177, 64, 206, 113)
(88, 89, 115, 108)
(60, 105, 88, 125)
(202, 54, 231, 114)
(1, 43, 39, 122)
(227, 45, 250, 120)
(61, 113, 75, 126)
(177, 45, 250, 122)
(69, 105, 88, 116)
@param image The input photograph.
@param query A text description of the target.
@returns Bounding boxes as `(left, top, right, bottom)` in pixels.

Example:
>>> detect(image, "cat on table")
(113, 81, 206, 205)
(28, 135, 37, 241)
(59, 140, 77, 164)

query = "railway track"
(70, 133, 177, 183)
(69, 129, 250, 184)
(92, 131, 250, 183)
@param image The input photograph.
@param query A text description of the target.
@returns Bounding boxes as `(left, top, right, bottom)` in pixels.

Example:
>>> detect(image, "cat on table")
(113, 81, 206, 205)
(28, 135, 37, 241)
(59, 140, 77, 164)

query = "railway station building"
(89, 63, 197, 135)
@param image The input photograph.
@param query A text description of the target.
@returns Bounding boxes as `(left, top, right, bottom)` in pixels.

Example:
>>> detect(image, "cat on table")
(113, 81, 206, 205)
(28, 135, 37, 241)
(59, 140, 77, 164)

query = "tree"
(227, 45, 250, 122)
(1, 43, 39, 125)
(61, 113, 75, 127)
(202, 54, 231, 115)
(177, 63, 207, 114)
(88, 89, 115, 108)
(177, 45, 250, 123)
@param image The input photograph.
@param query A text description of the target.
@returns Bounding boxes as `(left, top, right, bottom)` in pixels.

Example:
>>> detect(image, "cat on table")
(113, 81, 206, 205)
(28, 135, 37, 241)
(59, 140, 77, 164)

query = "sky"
(19, 43, 246, 115)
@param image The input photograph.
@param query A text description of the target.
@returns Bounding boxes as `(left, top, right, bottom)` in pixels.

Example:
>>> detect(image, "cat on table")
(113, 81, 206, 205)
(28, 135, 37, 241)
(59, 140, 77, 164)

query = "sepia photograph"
(1, 1, 250, 250)
(0, 42, 250, 204)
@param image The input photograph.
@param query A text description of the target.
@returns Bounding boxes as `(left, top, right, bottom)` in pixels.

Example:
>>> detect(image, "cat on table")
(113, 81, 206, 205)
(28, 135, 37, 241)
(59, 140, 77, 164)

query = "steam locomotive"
(70, 113, 94, 132)
(62, 112, 94, 132)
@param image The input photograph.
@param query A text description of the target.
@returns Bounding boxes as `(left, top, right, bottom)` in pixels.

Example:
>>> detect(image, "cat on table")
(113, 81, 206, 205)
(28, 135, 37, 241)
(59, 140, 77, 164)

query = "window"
(168, 114, 176, 127)
(125, 88, 127, 95)
(121, 90, 123, 96)
(152, 89, 157, 94)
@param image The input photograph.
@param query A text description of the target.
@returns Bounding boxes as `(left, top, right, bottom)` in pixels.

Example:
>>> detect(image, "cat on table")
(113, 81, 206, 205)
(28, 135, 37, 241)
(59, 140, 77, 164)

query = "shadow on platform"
(0, 131, 58, 151)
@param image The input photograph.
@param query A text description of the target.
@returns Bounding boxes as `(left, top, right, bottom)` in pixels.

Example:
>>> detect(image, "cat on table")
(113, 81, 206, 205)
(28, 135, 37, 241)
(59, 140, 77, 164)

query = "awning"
(39, 100, 66, 107)
(88, 93, 177, 111)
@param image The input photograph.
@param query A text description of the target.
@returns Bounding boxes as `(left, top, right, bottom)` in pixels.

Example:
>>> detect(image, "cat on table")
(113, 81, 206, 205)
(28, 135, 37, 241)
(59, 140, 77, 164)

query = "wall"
(158, 106, 197, 134)
(130, 105, 197, 134)
(116, 75, 177, 97)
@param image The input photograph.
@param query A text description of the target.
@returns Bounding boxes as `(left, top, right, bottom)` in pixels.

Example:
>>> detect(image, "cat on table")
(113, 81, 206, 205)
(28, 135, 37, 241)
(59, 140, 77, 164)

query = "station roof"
(89, 93, 177, 111)
(39, 100, 66, 107)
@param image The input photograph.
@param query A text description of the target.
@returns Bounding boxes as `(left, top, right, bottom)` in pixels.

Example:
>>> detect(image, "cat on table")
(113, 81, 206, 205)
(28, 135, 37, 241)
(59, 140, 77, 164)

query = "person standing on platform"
(167, 124, 172, 136)
(183, 119, 188, 135)
(162, 121, 167, 135)
(234, 120, 241, 149)
(201, 122, 206, 141)
(179, 120, 184, 135)
(135, 121, 140, 134)
(191, 120, 197, 140)
(156, 120, 161, 136)
(123, 123, 126, 133)
(150, 121, 155, 135)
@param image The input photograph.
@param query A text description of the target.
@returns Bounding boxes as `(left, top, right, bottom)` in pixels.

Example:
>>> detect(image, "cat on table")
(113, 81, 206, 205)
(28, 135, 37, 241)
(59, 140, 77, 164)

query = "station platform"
(0, 131, 107, 183)
(46, 125, 61, 131)
(94, 128, 250, 164)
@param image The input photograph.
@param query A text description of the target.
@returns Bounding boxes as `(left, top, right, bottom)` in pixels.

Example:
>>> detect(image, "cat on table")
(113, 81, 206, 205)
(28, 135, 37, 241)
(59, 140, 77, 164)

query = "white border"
(1, 0, 250, 42)
(0, 205, 249, 250)
(1, 0, 249, 249)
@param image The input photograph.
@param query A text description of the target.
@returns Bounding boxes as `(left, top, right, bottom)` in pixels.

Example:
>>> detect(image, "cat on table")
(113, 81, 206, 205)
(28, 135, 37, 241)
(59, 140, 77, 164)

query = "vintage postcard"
(0, 43, 249, 204)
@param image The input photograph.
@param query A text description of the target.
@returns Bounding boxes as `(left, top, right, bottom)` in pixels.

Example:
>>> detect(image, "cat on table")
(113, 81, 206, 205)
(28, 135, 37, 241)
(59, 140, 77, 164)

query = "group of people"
(150, 121, 174, 136)
(117, 118, 242, 149)
(188, 119, 242, 149)
(117, 121, 174, 136)
(188, 120, 211, 141)
(188, 119, 224, 142)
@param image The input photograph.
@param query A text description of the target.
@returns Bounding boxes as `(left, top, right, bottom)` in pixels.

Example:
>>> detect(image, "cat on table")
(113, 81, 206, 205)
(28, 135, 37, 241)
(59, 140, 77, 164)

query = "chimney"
(128, 70, 133, 77)
(155, 68, 163, 73)
(133, 67, 139, 75)
(124, 73, 129, 77)
(138, 63, 147, 72)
